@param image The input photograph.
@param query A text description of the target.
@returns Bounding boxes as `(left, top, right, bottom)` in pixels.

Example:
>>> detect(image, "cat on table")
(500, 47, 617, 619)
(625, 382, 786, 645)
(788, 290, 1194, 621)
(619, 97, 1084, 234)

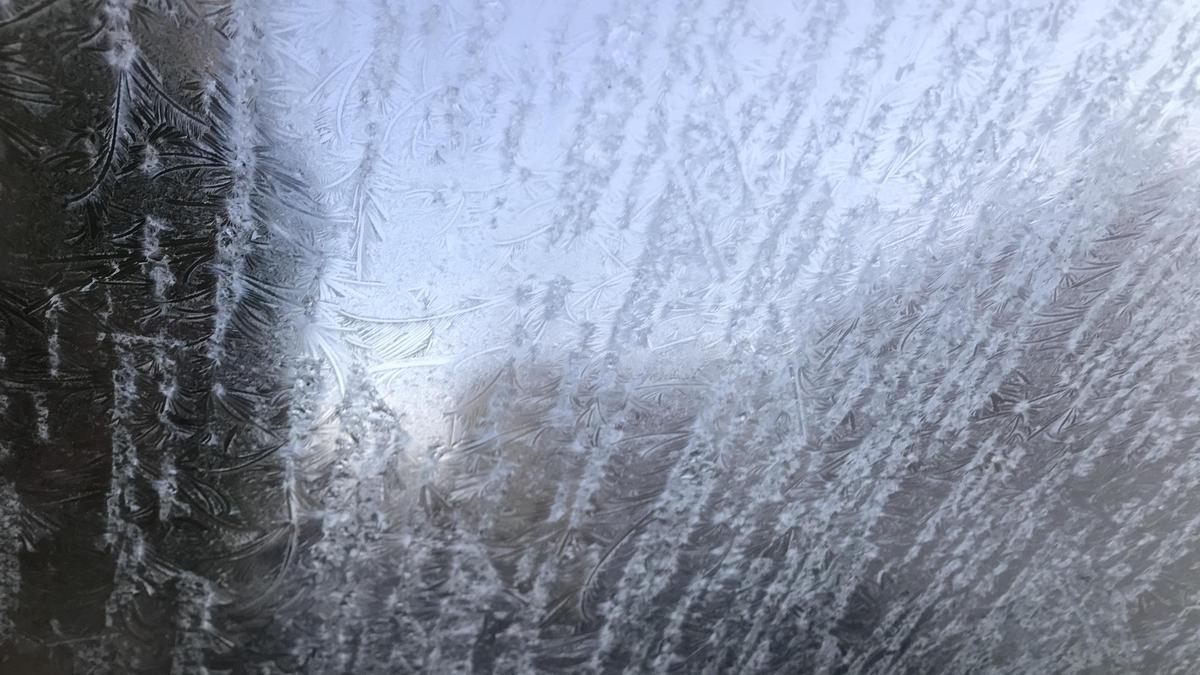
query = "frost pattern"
(3, 0, 1200, 672)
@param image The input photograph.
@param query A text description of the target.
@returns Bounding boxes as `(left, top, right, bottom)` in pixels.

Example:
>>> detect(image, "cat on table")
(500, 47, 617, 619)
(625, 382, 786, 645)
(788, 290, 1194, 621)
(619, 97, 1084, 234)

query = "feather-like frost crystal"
(3, 0, 1200, 672)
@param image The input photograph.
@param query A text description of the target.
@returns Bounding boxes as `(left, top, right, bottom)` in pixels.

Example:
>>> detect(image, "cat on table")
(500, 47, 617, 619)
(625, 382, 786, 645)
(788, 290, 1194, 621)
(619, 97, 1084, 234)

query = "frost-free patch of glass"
(2, 0, 1200, 672)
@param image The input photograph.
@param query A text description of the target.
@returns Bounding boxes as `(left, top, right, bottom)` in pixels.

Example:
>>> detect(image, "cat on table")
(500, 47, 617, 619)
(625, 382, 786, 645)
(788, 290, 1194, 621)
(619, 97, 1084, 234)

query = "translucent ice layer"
(2, 0, 1200, 672)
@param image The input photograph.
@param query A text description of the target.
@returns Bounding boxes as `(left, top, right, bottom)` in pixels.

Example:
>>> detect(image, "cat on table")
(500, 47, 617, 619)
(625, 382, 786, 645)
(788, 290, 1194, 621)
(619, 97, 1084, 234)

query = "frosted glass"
(2, 0, 1200, 672)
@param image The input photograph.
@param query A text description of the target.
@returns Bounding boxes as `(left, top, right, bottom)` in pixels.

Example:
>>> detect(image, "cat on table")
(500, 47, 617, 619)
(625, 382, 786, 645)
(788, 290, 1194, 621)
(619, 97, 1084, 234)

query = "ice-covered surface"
(3, 0, 1200, 672)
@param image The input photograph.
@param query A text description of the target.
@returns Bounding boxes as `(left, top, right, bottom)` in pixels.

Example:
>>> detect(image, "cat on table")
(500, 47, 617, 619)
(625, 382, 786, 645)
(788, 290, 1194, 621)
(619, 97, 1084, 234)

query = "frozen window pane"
(2, 0, 1200, 672)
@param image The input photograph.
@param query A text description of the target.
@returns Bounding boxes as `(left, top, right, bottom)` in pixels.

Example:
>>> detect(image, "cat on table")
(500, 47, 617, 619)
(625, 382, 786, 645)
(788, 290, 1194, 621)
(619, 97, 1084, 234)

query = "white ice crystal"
(3, 0, 1200, 672)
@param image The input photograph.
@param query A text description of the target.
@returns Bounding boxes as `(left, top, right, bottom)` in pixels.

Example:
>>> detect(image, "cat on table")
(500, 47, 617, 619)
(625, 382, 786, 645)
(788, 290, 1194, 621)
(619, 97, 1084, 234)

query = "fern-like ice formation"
(3, 0, 1200, 672)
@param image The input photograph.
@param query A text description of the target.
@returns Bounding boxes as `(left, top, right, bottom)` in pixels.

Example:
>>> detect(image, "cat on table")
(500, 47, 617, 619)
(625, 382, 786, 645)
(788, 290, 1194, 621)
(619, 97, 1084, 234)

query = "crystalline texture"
(2, 0, 1200, 672)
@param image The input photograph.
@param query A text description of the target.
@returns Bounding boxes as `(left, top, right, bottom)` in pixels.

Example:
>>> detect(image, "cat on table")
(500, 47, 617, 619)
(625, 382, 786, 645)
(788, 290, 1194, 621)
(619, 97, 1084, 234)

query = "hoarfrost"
(2, 0, 1200, 672)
